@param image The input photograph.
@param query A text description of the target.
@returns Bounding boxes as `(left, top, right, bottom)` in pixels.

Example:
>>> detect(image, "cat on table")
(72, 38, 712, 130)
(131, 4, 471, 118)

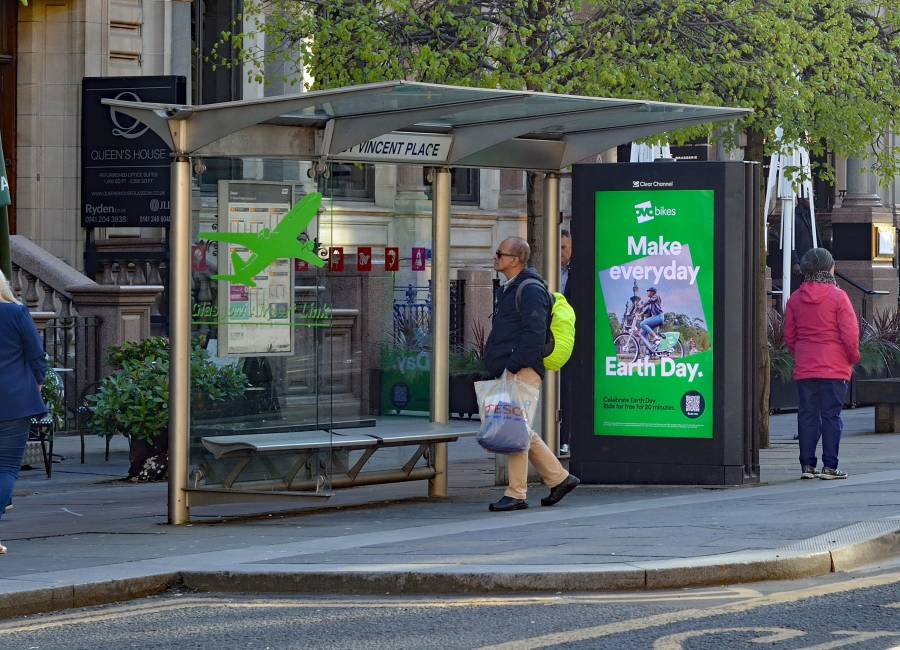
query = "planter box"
(769, 363, 898, 412)
(449, 373, 486, 419)
(849, 363, 899, 407)
(769, 374, 799, 412)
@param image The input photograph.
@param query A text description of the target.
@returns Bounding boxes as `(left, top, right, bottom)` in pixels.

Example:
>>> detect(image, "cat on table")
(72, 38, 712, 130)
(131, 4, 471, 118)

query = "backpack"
(515, 278, 576, 371)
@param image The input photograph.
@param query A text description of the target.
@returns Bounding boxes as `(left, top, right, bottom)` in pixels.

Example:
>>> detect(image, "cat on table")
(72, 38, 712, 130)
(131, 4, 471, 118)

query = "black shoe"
(541, 474, 580, 506)
(489, 496, 528, 512)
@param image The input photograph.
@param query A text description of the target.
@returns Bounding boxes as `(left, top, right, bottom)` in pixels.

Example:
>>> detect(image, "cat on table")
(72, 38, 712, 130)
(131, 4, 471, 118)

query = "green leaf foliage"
(209, 0, 899, 182)
(86, 337, 248, 442)
(40, 364, 65, 429)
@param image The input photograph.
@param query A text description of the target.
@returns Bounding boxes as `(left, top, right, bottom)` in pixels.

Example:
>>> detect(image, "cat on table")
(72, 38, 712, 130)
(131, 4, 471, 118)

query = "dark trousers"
(797, 379, 848, 470)
(0, 418, 30, 521)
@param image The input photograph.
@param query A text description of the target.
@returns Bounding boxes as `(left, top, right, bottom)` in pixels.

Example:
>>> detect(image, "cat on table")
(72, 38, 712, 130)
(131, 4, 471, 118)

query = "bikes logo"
(633, 200, 677, 224)
(109, 91, 150, 140)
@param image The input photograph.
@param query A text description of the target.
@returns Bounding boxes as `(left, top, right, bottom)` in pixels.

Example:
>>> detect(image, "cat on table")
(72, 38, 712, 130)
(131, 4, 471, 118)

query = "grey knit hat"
(799, 247, 834, 274)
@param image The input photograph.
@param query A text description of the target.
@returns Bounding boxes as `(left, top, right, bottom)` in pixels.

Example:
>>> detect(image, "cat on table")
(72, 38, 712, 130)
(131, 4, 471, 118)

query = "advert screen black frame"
(569, 161, 761, 485)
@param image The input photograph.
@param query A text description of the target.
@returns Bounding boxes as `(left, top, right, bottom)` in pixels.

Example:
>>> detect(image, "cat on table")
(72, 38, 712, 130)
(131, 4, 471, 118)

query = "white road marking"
(793, 631, 900, 650)
(653, 627, 804, 649)
(479, 571, 900, 649)
(0, 588, 757, 634)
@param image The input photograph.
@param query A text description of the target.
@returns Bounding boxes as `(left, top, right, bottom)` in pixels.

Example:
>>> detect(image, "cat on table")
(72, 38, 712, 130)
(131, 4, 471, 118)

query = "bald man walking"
(484, 237, 580, 512)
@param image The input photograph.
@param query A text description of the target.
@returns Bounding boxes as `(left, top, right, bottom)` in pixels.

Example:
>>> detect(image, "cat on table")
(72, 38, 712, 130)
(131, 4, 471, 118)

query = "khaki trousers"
(503, 368, 569, 501)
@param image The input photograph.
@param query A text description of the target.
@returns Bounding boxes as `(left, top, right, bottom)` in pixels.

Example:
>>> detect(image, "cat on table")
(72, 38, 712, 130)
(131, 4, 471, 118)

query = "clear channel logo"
(633, 200, 677, 224)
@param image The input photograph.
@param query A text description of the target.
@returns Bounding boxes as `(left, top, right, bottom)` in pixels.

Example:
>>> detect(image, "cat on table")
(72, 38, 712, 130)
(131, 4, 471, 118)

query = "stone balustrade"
(10, 234, 164, 383)
(10, 235, 96, 319)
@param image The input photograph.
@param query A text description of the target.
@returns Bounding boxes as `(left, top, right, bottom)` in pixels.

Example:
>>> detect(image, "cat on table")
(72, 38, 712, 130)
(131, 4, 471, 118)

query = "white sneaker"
(819, 467, 848, 480)
(800, 465, 820, 479)
(559, 444, 570, 456)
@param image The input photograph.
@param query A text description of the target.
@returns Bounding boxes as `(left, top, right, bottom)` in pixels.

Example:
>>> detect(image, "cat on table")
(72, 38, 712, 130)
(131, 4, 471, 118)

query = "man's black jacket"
(563, 259, 574, 302)
(484, 267, 550, 379)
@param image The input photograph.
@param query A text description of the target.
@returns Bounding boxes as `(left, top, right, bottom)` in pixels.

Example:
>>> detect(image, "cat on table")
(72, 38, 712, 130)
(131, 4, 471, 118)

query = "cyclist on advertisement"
(623, 295, 641, 330)
(639, 286, 665, 348)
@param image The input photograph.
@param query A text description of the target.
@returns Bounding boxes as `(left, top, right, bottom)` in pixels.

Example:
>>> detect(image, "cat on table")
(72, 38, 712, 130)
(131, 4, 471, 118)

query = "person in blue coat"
(0, 269, 47, 554)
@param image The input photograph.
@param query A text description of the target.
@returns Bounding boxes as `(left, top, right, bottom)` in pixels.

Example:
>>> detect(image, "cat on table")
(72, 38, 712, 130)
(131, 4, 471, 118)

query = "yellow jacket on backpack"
(544, 292, 576, 371)
(514, 279, 576, 371)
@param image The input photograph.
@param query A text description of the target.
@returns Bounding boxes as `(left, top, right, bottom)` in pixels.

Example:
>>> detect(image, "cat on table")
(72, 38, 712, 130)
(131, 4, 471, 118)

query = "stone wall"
(16, 0, 189, 268)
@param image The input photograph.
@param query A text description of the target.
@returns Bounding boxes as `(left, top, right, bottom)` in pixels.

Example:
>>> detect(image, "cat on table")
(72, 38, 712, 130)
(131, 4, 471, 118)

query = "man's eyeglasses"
(495, 250, 516, 259)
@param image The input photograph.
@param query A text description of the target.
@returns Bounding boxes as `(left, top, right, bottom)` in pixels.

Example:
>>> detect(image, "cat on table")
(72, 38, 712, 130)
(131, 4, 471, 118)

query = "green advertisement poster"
(594, 189, 714, 438)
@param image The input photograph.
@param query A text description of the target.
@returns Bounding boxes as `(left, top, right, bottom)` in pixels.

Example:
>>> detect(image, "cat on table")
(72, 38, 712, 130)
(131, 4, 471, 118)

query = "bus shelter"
(106, 81, 750, 524)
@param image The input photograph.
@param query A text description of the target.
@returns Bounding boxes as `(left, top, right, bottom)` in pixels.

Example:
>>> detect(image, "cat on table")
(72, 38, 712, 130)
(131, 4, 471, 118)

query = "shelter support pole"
(542, 172, 560, 455)
(168, 155, 191, 524)
(429, 167, 451, 497)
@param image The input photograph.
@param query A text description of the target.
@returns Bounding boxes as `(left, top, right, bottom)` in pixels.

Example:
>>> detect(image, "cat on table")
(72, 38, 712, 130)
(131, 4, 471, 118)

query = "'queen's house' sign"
(81, 76, 186, 228)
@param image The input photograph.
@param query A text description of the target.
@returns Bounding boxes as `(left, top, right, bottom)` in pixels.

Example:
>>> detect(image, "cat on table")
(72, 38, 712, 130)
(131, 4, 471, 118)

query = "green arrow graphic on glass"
(199, 192, 328, 287)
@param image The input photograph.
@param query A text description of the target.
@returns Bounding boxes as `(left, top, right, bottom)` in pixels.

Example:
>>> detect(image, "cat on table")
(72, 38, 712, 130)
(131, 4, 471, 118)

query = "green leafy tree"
(209, 0, 898, 449)
(211, 0, 899, 180)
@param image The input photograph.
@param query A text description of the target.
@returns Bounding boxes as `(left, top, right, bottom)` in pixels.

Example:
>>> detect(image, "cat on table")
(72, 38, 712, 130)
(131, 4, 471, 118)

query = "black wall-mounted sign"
(81, 76, 185, 228)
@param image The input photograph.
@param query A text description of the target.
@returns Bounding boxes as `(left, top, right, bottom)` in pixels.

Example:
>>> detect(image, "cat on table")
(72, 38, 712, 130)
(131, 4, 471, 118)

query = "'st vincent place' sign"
(332, 132, 452, 164)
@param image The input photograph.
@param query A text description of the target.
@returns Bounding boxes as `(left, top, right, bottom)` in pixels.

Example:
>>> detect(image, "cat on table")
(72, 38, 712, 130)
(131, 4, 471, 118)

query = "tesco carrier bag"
(474, 371, 540, 454)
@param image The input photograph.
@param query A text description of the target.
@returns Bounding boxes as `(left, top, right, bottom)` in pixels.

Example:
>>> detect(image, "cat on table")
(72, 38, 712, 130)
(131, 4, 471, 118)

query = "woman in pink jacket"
(785, 248, 860, 480)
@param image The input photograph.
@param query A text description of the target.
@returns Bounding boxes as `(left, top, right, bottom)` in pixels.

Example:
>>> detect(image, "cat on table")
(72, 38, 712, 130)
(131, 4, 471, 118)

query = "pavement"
(1, 407, 900, 619)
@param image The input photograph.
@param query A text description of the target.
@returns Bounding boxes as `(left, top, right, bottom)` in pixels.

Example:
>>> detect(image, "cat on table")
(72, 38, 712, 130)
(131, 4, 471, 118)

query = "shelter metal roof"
(104, 80, 751, 171)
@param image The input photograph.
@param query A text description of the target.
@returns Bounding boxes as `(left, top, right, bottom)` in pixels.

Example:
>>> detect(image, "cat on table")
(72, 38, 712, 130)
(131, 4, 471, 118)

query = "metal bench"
(856, 379, 900, 433)
(189, 423, 477, 505)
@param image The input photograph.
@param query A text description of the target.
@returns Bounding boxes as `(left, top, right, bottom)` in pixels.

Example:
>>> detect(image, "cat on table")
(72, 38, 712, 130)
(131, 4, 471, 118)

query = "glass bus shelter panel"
(317, 165, 436, 478)
(187, 158, 334, 496)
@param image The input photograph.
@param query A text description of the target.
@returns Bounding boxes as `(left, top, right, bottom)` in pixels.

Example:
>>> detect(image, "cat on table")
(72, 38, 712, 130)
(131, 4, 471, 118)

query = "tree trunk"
(746, 128, 771, 449)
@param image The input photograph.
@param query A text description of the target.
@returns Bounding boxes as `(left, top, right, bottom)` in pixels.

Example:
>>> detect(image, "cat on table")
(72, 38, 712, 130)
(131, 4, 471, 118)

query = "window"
(320, 163, 375, 201)
(192, 0, 242, 105)
(423, 168, 481, 205)
(451, 168, 480, 205)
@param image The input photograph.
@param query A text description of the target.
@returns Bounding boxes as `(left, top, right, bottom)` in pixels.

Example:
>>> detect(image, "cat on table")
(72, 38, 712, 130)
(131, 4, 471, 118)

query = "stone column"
(28, 311, 58, 332)
(842, 156, 883, 208)
(831, 156, 897, 316)
(394, 165, 431, 214)
(68, 284, 165, 379)
(497, 170, 526, 210)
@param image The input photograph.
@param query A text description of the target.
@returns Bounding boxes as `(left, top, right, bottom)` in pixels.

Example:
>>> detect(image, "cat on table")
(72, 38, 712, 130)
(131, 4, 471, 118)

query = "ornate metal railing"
(392, 280, 465, 348)
(40, 316, 102, 435)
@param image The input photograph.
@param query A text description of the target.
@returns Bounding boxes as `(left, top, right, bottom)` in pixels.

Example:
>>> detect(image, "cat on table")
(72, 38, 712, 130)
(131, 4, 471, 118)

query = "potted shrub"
(851, 310, 900, 406)
(40, 362, 66, 430)
(449, 321, 489, 419)
(86, 337, 247, 480)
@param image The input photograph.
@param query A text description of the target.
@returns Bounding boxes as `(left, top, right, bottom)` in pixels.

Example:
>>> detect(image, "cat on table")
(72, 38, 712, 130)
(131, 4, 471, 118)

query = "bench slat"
(202, 431, 379, 459)
(200, 425, 478, 459)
